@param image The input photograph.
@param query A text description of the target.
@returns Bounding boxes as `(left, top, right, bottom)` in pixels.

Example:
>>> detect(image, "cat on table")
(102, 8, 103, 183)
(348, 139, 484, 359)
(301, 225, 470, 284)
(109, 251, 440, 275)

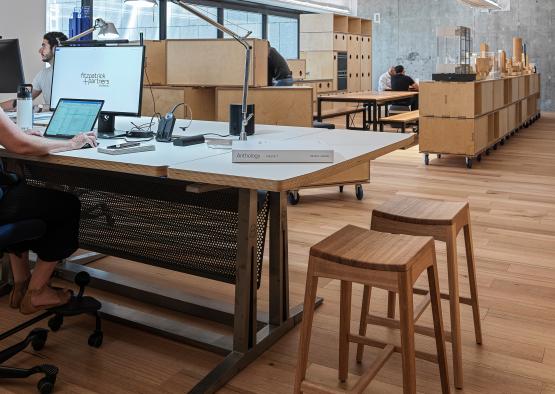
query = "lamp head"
(95, 18, 120, 39)
(124, 0, 158, 7)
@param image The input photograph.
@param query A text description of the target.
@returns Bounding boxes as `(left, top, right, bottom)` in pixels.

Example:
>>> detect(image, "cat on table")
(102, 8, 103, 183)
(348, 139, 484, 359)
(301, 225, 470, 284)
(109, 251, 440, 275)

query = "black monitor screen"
(0, 39, 25, 93)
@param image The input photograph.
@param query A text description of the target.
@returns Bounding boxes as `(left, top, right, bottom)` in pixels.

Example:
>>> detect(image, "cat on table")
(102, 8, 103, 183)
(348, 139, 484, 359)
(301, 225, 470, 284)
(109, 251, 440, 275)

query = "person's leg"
(411, 96, 419, 110)
(26, 258, 71, 308)
(9, 251, 30, 283)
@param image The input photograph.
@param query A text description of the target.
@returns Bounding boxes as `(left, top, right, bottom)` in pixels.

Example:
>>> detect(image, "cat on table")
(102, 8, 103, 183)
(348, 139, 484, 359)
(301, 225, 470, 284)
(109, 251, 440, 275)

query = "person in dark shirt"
(268, 46, 293, 86)
(391, 65, 419, 110)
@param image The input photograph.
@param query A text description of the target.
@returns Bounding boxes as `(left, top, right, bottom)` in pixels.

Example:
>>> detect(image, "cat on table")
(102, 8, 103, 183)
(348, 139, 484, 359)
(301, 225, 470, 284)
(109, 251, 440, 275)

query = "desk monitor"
(50, 45, 145, 136)
(0, 39, 25, 93)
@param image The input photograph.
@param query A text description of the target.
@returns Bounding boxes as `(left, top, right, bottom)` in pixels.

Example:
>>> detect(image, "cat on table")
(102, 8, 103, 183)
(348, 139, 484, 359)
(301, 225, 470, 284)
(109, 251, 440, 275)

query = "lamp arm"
(66, 27, 96, 42)
(171, 0, 253, 140)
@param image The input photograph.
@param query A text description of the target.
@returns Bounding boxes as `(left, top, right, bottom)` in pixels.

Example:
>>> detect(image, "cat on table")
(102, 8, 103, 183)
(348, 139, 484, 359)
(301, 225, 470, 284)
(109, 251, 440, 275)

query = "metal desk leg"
(373, 102, 379, 131)
(270, 191, 289, 325)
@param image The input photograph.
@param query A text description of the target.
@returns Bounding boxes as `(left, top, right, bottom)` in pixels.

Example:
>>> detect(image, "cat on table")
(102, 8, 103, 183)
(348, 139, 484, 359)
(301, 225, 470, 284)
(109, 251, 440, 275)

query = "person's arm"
(0, 109, 97, 155)
(378, 74, 386, 92)
(31, 89, 42, 100)
(408, 76, 419, 91)
(0, 99, 16, 111)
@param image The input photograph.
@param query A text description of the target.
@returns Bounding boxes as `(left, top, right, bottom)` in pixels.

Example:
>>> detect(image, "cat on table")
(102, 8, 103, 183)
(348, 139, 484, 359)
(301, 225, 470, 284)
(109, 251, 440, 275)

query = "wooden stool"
(358, 196, 482, 389)
(294, 225, 450, 394)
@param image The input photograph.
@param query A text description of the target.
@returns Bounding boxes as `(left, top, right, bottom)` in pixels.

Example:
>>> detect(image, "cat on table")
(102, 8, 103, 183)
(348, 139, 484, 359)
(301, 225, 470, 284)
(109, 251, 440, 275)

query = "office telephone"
(156, 102, 184, 142)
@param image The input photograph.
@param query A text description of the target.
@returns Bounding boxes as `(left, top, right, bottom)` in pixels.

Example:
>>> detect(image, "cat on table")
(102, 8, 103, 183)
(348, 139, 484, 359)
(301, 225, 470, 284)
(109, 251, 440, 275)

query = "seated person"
(268, 45, 293, 87)
(0, 107, 97, 314)
(391, 65, 419, 110)
(378, 66, 396, 91)
(0, 31, 67, 112)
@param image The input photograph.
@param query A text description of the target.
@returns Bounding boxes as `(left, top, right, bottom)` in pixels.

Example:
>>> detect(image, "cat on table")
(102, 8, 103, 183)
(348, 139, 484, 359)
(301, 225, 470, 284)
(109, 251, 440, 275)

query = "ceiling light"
(458, 0, 501, 10)
(124, 0, 158, 8)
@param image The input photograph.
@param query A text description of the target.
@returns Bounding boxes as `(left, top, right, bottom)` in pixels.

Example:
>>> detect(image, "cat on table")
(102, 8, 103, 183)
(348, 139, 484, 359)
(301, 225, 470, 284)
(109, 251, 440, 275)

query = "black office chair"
(0, 172, 103, 393)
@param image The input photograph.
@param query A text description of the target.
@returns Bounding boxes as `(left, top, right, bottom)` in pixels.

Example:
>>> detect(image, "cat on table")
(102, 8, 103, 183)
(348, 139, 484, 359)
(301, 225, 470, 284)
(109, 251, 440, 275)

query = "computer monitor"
(50, 45, 145, 135)
(0, 39, 25, 93)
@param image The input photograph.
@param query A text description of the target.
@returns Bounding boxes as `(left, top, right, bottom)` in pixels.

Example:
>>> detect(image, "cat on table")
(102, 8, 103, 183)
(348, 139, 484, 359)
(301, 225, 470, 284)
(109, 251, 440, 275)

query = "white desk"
(0, 120, 413, 394)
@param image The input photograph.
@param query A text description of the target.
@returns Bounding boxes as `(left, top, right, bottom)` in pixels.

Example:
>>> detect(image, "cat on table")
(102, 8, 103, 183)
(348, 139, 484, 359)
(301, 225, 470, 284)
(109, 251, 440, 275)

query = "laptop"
(44, 98, 104, 138)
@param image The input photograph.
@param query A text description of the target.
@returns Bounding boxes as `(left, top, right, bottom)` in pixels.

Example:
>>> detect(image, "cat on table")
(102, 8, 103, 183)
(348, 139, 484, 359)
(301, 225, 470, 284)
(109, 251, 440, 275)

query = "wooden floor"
(2, 113, 555, 393)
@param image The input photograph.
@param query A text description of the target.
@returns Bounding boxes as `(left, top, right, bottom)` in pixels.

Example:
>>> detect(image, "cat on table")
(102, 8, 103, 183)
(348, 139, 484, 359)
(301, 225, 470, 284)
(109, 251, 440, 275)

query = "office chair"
(0, 173, 103, 393)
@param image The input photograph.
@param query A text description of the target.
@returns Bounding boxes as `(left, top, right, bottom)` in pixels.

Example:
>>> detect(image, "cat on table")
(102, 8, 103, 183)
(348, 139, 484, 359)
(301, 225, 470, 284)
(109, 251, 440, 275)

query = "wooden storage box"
(511, 77, 520, 102)
(361, 19, 372, 36)
(518, 76, 526, 100)
(144, 40, 167, 85)
(496, 107, 509, 138)
(507, 103, 517, 131)
(287, 59, 306, 80)
(493, 79, 504, 110)
(166, 39, 268, 87)
(141, 86, 216, 120)
(420, 116, 489, 155)
(348, 17, 362, 35)
(300, 51, 338, 88)
(300, 32, 347, 52)
(420, 81, 492, 118)
(215, 86, 313, 127)
(520, 99, 528, 121)
(300, 13, 348, 33)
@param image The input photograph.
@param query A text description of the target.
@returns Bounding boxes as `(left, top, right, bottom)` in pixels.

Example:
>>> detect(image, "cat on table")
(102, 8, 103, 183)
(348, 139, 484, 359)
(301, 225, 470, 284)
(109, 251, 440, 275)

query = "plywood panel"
(493, 79, 504, 110)
(141, 86, 185, 118)
(287, 59, 306, 80)
(420, 82, 476, 118)
(166, 39, 268, 87)
(143, 40, 167, 85)
(183, 87, 216, 121)
(420, 116, 489, 156)
(215, 86, 313, 127)
(300, 51, 335, 80)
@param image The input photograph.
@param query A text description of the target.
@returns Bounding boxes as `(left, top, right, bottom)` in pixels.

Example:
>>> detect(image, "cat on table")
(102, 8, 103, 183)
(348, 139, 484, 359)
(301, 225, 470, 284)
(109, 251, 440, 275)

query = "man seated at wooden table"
(391, 65, 419, 110)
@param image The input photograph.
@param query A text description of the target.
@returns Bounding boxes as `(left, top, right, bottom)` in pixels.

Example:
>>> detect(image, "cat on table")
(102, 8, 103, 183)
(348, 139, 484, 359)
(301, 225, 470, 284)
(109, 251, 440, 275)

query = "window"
(46, 0, 81, 36)
(167, 4, 217, 39)
(268, 15, 298, 59)
(224, 9, 262, 39)
(94, 0, 159, 41)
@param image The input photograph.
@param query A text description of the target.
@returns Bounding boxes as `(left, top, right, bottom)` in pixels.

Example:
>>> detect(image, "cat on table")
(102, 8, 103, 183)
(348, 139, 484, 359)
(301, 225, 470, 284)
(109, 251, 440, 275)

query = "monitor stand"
(97, 113, 126, 139)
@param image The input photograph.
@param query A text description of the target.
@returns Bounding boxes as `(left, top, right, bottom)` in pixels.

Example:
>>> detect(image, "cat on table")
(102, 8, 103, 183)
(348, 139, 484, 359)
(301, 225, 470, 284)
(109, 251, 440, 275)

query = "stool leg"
(294, 261, 319, 394)
(339, 280, 352, 382)
(463, 217, 483, 345)
(446, 227, 463, 389)
(387, 291, 396, 318)
(398, 272, 416, 394)
(356, 285, 372, 363)
(428, 261, 451, 394)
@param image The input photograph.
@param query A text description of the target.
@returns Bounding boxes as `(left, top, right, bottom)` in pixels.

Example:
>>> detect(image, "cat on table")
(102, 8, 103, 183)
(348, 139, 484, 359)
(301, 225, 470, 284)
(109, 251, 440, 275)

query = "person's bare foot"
(30, 286, 71, 308)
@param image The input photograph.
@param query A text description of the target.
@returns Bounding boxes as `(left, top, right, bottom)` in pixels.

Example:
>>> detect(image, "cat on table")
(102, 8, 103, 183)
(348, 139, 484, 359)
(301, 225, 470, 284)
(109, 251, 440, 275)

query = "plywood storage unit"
(287, 59, 307, 80)
(144, 40, 167, 85)
(165, 38, 268, 87)
(300, 13, 371, 94)
(420, 74, 541, 168)
(141, 86, 216, 121)
(293, 79, 335, 112)
(215, 86, 313, 127)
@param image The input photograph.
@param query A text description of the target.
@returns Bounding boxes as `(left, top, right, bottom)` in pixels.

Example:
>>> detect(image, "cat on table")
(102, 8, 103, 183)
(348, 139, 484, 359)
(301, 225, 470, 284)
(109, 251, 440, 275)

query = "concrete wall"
(0, 0, 46, 103)
(358, 0, 554, 110)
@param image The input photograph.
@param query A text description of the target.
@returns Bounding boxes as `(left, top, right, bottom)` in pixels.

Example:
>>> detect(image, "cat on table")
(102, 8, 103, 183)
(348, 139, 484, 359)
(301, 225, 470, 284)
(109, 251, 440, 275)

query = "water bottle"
(16, 84, 33, 131)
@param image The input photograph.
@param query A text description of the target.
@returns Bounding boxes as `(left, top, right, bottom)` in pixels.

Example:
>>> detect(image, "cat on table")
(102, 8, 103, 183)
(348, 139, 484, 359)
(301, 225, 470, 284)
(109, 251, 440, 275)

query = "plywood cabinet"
(141, 86, 216, 120)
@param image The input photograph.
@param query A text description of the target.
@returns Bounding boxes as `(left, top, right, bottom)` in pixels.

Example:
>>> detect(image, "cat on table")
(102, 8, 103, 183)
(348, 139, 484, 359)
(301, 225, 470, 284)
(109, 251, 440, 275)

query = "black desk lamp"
(125, 0, 253, 141)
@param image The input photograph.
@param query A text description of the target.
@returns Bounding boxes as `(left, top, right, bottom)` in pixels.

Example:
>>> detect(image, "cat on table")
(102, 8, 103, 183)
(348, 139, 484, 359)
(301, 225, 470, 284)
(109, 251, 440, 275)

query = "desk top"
(319, 91, 418, 104)
(0, 118, 413, 190)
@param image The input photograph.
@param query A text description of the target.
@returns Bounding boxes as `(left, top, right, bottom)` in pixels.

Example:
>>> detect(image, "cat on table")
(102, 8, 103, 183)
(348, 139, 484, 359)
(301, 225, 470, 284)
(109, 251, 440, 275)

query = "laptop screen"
(45, 98, 104, 137)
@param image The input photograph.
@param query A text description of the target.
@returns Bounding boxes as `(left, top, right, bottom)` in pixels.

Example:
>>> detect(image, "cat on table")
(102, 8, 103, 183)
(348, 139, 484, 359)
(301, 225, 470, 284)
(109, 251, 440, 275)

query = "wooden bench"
(314, 106, 367, 129)
(379, 110, 419, 133)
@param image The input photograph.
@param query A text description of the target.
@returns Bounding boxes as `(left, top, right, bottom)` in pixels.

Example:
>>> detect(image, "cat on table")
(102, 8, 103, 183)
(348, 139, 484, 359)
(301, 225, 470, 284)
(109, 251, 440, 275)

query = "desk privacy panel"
(23, 162, 269, 288)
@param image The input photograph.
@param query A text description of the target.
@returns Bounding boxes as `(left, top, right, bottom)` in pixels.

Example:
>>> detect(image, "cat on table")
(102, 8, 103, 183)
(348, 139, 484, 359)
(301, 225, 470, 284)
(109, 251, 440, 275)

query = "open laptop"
(44, 98, 104, 138)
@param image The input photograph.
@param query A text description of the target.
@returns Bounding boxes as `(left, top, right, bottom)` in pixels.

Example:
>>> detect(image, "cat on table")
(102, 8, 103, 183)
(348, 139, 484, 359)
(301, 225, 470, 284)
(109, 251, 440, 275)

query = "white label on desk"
(232, 140, 334, 163)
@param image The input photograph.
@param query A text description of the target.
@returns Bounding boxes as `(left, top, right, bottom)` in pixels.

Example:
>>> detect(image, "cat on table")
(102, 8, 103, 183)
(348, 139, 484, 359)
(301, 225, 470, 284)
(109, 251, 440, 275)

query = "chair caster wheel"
(37, 377, 55, 394)
(88, 330, 103, 348)
(477, 154, 482, 162)
(355, 184, 364, 200)
(339, 185, 344, 193)
(465, 157, 473, 169)
(48, 315, 63, 332)
(32, 330, 48, 351)
(424, 154, 430, 165)
(437, 154, 442, 159)
(287, 191, 300, 205)
(485, 149, 491, 156)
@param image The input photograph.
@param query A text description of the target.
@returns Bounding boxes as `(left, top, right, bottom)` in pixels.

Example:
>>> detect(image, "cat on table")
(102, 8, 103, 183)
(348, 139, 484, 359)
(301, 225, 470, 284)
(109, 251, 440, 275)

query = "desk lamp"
(125, 0, 253, 141)
(66, 18, 120, 42)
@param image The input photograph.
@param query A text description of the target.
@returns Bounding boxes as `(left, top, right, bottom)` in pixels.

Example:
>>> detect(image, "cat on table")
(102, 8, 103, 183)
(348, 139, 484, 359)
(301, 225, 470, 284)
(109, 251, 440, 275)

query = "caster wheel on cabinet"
(287, 191, 300, 205)
(465, 157, 473, 169)
(355, 185, 364, 200)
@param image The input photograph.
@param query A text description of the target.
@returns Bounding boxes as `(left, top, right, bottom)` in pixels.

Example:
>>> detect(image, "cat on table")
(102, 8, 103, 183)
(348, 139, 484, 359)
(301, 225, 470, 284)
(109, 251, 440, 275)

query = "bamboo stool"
(358, 196, 482, 389)
(294, 225, 450, 394)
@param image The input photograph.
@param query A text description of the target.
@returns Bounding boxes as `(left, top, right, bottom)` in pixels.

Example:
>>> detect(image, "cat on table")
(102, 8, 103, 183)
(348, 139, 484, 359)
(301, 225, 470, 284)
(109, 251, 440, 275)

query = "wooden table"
(0, 118, 414, 393)
(317, 91, 419, 131)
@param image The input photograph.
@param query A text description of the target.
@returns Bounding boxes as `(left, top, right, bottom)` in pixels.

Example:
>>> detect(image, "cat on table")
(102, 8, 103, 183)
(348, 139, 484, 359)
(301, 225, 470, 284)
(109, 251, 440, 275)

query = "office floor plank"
(1, 113, 555, 393)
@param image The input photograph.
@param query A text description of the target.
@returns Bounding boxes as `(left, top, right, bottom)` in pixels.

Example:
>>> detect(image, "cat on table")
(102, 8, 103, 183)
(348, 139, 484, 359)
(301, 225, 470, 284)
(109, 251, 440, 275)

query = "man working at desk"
(391, 65, 419, 110)
(378, 66, 396, 91)
(0, 31, 67, 112)
(268, 45, 293, 86)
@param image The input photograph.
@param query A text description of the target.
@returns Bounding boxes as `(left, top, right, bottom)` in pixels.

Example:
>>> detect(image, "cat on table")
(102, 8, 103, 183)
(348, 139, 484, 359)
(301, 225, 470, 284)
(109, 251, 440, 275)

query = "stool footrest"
(349, 334, 438, 364)
(349, 345, 394, 393)
(413, 285, 473, 305)
(365, 313, 453, 343)
(300, 380, 346, 394)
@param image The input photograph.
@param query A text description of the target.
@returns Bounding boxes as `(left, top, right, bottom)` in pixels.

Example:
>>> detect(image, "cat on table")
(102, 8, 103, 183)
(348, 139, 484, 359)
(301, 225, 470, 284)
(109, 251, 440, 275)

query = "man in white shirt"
(378, 66, 396, 92)
(1, 32, 67, 111)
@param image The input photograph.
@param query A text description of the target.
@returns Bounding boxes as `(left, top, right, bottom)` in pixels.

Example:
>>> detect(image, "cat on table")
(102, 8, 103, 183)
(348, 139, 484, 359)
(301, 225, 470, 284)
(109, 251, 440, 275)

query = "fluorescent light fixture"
(458, 0, 502, 10)
(124, 0, 158, 7)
